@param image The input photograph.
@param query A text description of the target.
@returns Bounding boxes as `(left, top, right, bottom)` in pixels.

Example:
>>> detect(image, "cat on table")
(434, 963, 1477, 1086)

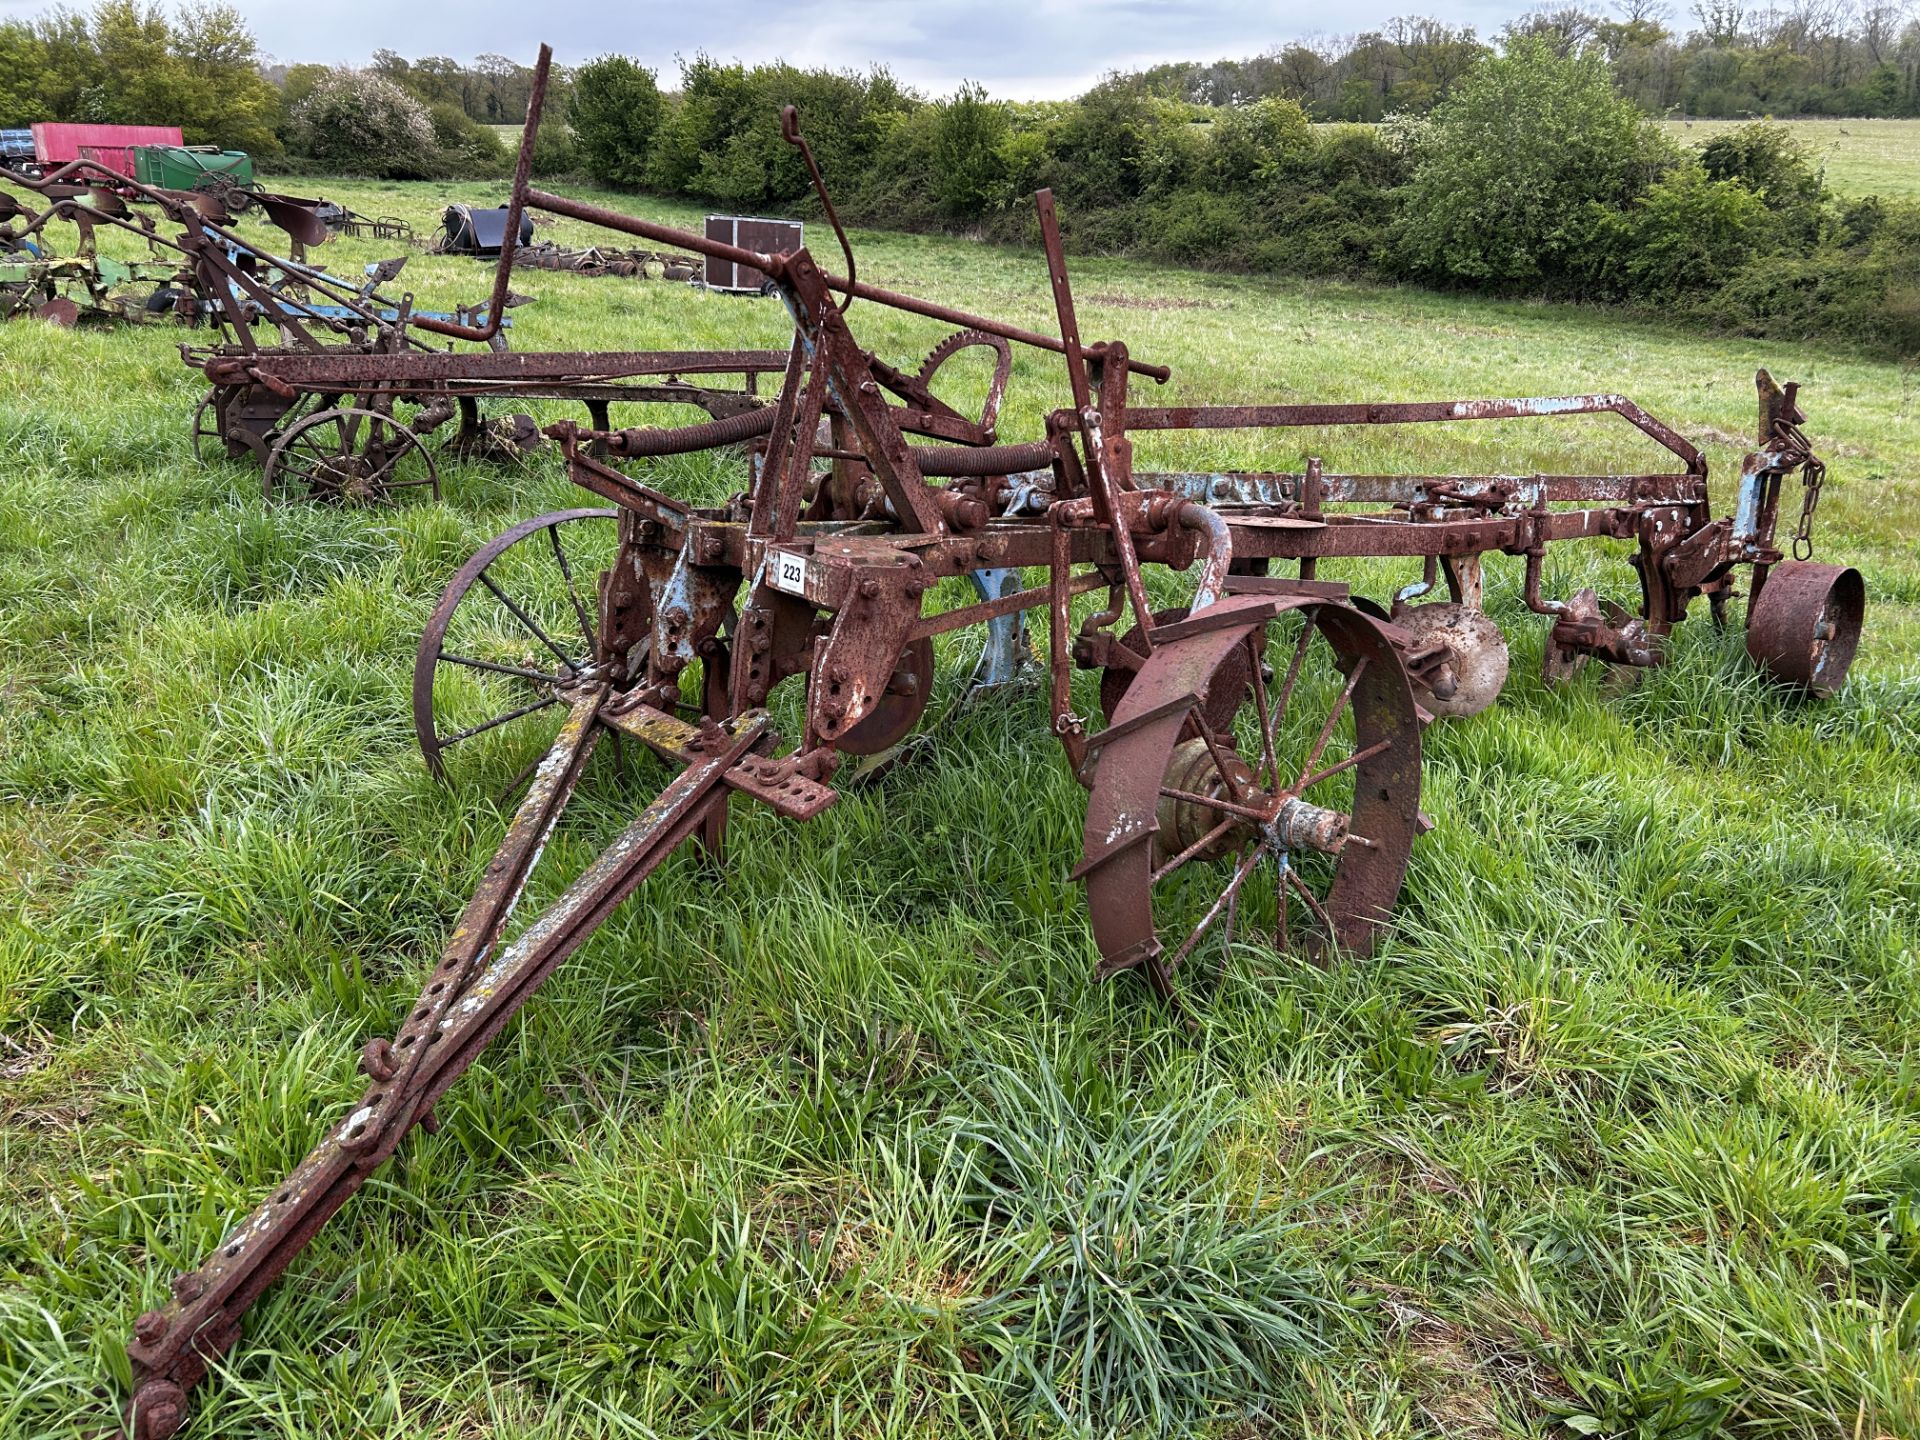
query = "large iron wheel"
(1746, 560, 1865, 697)
(188, 387, 226, 464)
(1078, 595, 1422, 1006)
(264, 405, 439, 505)
(414, 510, 620, 781)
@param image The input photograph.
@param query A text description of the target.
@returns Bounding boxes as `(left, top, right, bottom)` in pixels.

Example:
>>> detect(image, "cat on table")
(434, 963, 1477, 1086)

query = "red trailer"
(31, 122, 182, 178)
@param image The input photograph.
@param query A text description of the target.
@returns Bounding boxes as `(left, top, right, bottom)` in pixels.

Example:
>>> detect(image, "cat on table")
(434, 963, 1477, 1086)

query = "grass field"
(1664, 116, 1920, 201)
(2, 176, 1918, 1438)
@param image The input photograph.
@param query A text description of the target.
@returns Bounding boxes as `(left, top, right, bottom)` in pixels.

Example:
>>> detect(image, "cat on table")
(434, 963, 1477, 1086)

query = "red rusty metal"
(1746, 560, 1865, 694)
(107, 42, 1865, 1439)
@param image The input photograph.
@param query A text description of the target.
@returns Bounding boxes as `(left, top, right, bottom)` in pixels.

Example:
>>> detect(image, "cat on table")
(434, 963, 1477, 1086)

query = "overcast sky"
(7, 0, 1570, 100)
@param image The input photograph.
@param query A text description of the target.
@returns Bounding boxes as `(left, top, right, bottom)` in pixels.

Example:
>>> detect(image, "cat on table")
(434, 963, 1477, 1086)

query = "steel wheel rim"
(265, 406, 440, 506)
(189, 388, 226, 465)
(1079, 596, 1421, 1003)
(414, 509, 619, 781)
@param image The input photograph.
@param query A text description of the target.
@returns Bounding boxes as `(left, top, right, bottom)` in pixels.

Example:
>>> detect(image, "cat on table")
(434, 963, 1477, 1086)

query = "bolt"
(134, 1310, 169, 1346)
(858, 577, 881, 600)
(134, 1386, 186, 1440)
(171, 1274, 203, 1304)
(829, 663, 850, 684)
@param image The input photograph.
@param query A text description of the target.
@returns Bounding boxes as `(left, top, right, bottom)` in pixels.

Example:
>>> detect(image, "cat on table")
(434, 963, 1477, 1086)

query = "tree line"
(1129, 3, 1920, 121)
(557, 41, 1920, 356)
(2, 4, 1918, 358)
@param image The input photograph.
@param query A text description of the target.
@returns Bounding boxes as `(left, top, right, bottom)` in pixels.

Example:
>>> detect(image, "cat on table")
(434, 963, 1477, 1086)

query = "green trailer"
(133, 145, 254, 193)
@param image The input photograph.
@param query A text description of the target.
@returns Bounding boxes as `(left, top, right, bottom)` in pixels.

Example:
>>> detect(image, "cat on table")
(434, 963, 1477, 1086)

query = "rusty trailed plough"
(0, 164, 494, 333)
(110, 46, 1866, 1439)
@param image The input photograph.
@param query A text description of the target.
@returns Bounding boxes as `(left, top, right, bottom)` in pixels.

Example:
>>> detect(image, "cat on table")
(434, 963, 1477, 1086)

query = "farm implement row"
(0, 164, 496, 332)
(2, 159, 797, 506)
(511, 238, 705, 281)
(110, 47, 1864, 1439)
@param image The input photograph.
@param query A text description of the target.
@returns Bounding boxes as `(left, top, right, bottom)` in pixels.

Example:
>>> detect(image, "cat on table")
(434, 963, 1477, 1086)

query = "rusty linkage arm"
(120, 701, 778, 1440)
(508, 48, 1168, 387)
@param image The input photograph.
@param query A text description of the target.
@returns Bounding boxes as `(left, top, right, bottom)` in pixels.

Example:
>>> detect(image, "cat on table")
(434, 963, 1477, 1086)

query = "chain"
(1793, 454, 1825, 561)
(1769, 416, 1826, 562)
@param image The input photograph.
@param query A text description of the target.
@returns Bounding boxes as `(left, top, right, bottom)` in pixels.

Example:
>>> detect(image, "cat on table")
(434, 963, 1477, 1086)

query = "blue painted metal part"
(1732, 451, 1788, 550)
(968, 567, 1027, 687)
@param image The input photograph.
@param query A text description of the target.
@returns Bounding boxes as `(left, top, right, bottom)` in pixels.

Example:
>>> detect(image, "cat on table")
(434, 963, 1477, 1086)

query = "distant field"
(3, 175, 1917, 1438)
(1664, 115, 1920, 200)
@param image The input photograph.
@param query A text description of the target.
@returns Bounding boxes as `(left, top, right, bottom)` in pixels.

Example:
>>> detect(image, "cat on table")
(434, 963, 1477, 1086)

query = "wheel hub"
(1266, 796, 1349, 855)
(1156, 737, 1256, 861)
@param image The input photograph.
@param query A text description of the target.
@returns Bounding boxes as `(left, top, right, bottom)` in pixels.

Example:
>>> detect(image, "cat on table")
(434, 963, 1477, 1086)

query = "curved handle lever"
(781, 104, 855, 313)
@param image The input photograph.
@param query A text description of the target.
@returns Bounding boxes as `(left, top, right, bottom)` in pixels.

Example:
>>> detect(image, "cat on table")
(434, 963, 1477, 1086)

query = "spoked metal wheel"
(265, 405, 440, 505)
(189, 387, 228, 463)
(1078, 594, 1422, 1006)
(414, 509, 620, 781)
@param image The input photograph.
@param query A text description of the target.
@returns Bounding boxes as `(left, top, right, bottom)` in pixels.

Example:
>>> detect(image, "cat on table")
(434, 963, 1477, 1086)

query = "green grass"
(2, 174, 1918, 1439)
(1664, 116, 1920, 200)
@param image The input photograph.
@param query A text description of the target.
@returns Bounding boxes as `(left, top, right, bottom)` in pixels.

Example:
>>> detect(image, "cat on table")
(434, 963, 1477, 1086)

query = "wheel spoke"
(1295, 656, 1367, 793)
(1196, 721, 1249, 803)
(438, 694, 560, 749)
(548, 523, 598, 654)
(1150, 814, 1239, 883)
(1284, 865, 1337, 938)
(1167, 841, 1266, 973)
(439, 651, 571, 686)
(362, 444, 405, 486)
(477, 570, 580, 672)
(1274, 854, 1290, 953)
(1263, 615, 1317, 783)
(1245, 631, 1277, 790)
(1158, 785, 1268, 824)
(295, 428, 337, 462)
(1297, 737, 1392, 793)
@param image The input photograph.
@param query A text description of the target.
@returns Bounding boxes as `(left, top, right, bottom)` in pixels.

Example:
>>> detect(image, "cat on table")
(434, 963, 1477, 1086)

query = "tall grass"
(0, 175, 1916, 1438)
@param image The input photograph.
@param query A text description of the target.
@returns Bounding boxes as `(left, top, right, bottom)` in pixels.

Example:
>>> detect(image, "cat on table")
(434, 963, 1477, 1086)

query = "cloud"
(219, 0, 1540, 98)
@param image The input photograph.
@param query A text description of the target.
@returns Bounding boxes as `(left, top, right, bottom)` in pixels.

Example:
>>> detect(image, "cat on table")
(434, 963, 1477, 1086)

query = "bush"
(1141, 189, 1255, 264)
(569, 54, 664, 189)
(427, 101, 508, 179)
(1204, 96, 1312, 192)
(1695, 196, 1920, 355)
(1628, 164, 1768, 297)
(529, 120, 579, 180)
(932, 83, 1011, 216)
(286, 69, 442, 179)
(1697, 120, 1827, 246)
(1395, 38, 1673, 289)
